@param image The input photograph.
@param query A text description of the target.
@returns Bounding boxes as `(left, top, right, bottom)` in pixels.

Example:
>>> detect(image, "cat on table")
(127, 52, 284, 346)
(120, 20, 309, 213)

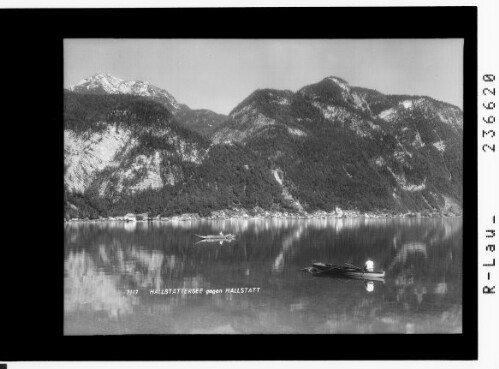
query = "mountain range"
(64, 73, 463, 219)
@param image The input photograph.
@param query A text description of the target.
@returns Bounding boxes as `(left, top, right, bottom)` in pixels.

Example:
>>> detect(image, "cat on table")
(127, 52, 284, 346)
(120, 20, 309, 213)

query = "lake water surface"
(64, 217, 462, 334)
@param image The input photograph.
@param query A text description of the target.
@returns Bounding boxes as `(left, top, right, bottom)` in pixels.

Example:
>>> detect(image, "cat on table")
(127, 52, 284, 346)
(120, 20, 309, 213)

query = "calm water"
(64, 217, 462, 334)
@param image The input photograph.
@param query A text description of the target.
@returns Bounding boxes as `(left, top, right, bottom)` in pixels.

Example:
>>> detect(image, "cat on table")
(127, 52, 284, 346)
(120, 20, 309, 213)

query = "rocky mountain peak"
(69, 73, 181, 112)
(323, 76, 351, 91)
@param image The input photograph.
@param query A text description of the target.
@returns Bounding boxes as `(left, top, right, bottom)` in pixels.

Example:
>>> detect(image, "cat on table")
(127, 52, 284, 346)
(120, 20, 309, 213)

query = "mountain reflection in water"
(64, 217, 462, 334)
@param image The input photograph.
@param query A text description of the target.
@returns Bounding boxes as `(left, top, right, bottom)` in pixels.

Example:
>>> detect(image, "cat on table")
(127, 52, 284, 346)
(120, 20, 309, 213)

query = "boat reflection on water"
(309, 271, 385, 283)
(64, 217, 462, 334)
(365, 281, 375, 292)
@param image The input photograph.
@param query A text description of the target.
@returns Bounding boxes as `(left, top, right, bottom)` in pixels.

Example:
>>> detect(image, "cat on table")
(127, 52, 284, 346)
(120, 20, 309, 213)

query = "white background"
(1, 0, 498, 368)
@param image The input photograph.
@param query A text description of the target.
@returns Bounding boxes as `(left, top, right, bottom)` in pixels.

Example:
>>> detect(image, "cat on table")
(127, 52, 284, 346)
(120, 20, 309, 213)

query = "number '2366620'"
(482, 74, 496, 153)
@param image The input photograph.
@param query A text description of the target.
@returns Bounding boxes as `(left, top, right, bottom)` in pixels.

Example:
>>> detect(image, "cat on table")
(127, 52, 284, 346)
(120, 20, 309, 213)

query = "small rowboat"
(304, 262, 385, 281)
(195, 238, 235, 245)
(195, 234, 235, 240)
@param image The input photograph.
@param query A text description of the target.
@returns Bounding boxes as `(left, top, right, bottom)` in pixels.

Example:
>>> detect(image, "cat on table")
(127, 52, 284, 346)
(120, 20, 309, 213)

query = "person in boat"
(219, 231, 224, 237)
(364, 259, 374, 272)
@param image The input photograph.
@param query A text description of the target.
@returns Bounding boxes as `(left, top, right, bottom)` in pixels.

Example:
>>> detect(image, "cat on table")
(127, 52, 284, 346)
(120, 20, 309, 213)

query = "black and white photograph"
(3, 2, 498, 367)
(63, 38, 464, 335)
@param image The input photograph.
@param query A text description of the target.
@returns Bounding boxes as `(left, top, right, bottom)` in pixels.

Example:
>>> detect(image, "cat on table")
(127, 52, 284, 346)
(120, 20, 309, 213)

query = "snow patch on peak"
(379, 99, 420, 121)
(401, 100, 413, 109)
(432, 140, 446, 152)
(378, 107, 397, 121)
(287, 127, 307, 137)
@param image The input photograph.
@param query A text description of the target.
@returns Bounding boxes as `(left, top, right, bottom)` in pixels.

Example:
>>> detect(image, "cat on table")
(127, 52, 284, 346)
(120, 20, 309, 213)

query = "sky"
(64, 39, 463, 115)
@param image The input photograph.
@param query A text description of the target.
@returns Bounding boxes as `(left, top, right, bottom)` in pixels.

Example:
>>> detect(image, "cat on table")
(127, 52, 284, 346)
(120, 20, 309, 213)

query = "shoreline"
(64, 208, 462, 223)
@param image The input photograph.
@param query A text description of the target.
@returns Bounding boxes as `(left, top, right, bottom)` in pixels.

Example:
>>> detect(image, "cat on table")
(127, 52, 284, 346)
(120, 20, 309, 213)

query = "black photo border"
(0, 6, 477, 361)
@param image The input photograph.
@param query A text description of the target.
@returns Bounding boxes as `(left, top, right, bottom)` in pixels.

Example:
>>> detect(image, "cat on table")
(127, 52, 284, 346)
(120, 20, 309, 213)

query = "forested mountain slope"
(65, 75, 463, 219)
